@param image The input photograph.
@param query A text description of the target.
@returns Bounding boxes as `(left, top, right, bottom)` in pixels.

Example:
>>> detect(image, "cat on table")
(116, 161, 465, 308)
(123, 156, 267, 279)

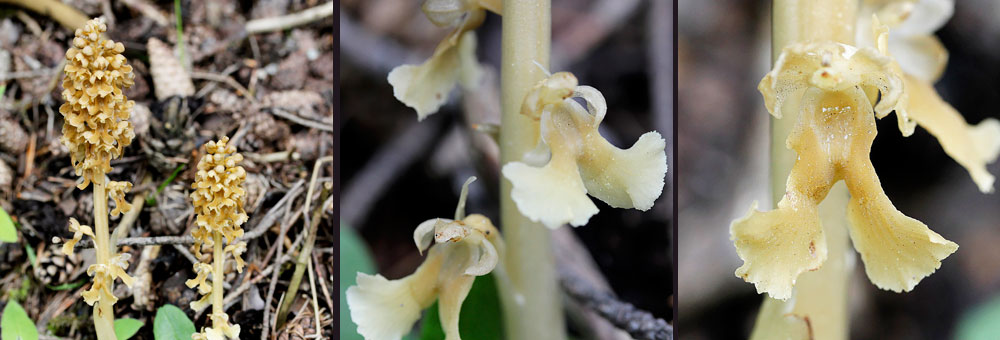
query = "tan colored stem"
(497, 1, 566, 339)
(92, 181, 116, 340)
(213, 231, 224, 318)
(752, 1, 857, 339)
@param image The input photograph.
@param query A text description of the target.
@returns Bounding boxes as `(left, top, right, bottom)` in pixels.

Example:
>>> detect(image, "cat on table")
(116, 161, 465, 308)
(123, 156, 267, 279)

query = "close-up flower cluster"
(59, 17, 136, 189)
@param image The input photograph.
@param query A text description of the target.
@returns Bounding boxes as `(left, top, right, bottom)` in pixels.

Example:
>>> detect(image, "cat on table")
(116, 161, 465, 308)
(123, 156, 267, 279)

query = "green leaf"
(46, 281, 85, 291)
(419, 274, 503, 340)
(153, 305, 194, 340)
(340, 224, 376, 340)
(23, 244, 35, 270)
(114, 318, 143, 340)
(1, 300, 38, 340)
(0, 206, 17, 243)
(956, 293, 1000, 340)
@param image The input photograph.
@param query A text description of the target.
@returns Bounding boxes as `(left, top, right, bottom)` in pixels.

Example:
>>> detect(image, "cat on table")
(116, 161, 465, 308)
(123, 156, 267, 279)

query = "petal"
(578, 130, 667, 210)
(190, 293, 212, 312)
(436, 274, 476, 340)
(387, 33, 464, 121)
(502, 109, 597, 228)
(904, 75, 1000, 193)
(844, 159, 958, 292)
(890, 35, 947, 83)
(421, 0, 467, 27)
(572, 85, 607, 125)
(893, 0, 953, 36)
(414, 218, 442, 255)
(434, 221, 470, 244)
(346, 273, 428, 340)
(502, 155, 596, 228)
(759, 42, 901, 120)
(520, 72, 577, 120)
(462, 232, 498, 276)
(731, 201, 827, 300)
(457, 32, 483, 90)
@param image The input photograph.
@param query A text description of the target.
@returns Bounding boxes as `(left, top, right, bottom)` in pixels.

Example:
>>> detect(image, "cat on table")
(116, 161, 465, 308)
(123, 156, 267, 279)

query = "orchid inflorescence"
(186, 136, 248, 340)
(730, 0, 996, 300)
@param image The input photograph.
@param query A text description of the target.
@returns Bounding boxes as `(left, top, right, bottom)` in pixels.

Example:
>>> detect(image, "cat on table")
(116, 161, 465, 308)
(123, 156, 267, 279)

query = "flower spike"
(188, 137, 247, 340)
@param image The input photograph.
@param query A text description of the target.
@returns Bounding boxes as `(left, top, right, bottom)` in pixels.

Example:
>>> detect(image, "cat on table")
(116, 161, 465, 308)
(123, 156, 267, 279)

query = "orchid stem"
(92, 181, 116, 340)
(497, 0, 566, 339)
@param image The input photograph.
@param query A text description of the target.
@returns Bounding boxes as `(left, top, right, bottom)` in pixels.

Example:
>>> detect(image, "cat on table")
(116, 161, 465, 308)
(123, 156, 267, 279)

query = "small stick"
(68, 180, 306, 249)
(268, 108, 334, 132)
(190, 71, 253, 100)
(560, 269, 673, 340)
(245, 1, 333, 34)
(275, 156, 331, 328)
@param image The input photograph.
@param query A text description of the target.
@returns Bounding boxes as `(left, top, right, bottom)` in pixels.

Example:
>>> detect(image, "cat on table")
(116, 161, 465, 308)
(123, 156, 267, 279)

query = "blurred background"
(340, 0, 672, 338)
(679, 0, 1000, 339)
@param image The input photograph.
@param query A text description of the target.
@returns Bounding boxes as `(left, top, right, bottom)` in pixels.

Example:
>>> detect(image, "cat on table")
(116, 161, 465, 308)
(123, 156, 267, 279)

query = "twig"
(268, 108, 333, 132)
(342, 119, 442, 227)
(275, 156, 331, 328)
(260, 183, 306, 340)
(68, 180, 306, 249)
(222, 257, 281, 309)
(119, 0, 170, 26)
(560, 269, 673, 340)
(245, 1, 333, 34)
(552, 227, 632, 340)
(190, 71, 252, 100)
(307, 256, 322, 337)
(172, 243, 198, 264)
(0, 0, 89, 30)
(312, 251, 334, 323)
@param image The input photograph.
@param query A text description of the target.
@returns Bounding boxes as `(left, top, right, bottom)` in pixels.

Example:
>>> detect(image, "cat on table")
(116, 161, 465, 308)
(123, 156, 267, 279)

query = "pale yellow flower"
(347, 178, 503, 340)
(503, 73, 667, 228)
(732, 30, 958, 300)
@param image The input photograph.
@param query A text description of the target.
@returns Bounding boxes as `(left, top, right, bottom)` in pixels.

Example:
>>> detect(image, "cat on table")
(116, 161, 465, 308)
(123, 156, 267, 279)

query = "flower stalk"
(497, 0, 566, 339)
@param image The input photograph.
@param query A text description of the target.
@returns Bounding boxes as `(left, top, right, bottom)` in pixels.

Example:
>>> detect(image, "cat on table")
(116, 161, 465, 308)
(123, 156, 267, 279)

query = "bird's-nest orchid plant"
(58, 17, 137, 340)
(186, 136, 249, 340)
(346, 177, 504, 340)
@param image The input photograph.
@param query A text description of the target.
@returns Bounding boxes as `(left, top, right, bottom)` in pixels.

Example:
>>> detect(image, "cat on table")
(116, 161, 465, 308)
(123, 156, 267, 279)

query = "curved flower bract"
(347, 178, 504, 340)
(732, 27, 961, 299)
(502, 75, 667, 229)
(388, 0, 500, 120)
